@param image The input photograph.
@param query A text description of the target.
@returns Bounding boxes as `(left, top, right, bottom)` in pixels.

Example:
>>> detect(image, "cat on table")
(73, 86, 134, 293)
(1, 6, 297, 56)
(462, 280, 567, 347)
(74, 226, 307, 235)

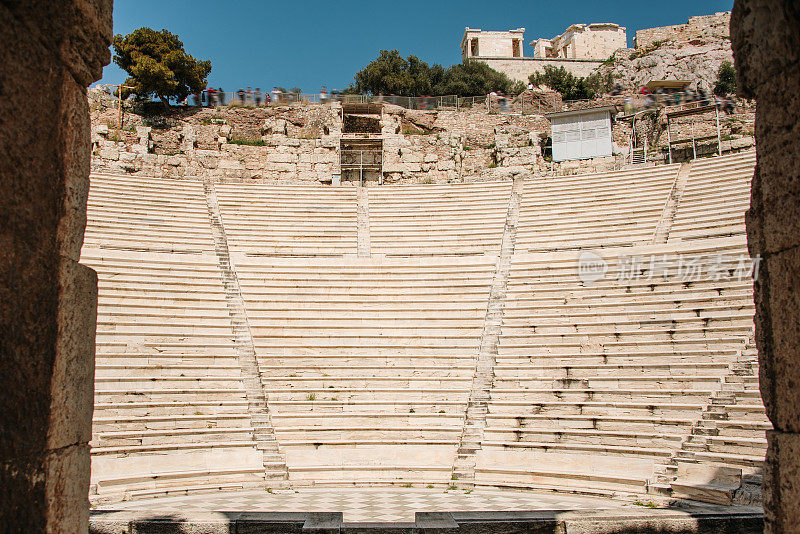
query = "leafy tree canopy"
(113, 27, 212, 104)
(351, 50, 439, 96)
(714, 61, 737, 97)
(437, 60, 524, 97)
(529, 66, 614, 101)
(349, 50, 521, 97)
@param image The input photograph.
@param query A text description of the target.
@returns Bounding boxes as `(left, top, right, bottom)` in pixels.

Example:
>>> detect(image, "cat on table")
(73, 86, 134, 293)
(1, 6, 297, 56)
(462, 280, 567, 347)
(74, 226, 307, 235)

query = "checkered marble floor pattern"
(97, 487, 630, 523)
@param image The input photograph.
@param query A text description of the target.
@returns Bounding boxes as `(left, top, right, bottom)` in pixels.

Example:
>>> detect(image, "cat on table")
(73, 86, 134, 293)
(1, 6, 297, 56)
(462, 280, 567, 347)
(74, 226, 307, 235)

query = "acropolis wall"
(635, 12, 731, 49)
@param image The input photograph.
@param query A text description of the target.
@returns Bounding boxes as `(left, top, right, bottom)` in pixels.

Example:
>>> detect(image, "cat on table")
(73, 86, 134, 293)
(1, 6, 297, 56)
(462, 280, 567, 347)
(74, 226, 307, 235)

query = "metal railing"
(185, 91, 462, 111)
(93, 84, 742, 118)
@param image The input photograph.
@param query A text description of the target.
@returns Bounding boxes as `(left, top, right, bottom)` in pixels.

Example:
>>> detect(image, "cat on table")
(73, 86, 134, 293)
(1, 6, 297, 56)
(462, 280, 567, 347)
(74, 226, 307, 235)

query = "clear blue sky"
(98, 0, 734, 93)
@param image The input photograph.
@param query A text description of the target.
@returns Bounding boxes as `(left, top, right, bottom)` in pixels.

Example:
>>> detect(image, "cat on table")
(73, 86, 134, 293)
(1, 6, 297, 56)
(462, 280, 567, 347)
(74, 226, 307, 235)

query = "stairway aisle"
(452, 177, 524, 488)
(204, 180, 290, 487)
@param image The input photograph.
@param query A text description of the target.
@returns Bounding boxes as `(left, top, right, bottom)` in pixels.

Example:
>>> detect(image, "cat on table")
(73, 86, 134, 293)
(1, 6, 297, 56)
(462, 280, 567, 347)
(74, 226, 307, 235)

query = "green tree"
(714, 61, 737, 96)
(349, 50, 521, 97)
(529, 66, 604, 100)
(584, 71, 616, 96)
(352, 50, 440, 96)
(113, 27, 212, 105)
(435, 60, 522, 97)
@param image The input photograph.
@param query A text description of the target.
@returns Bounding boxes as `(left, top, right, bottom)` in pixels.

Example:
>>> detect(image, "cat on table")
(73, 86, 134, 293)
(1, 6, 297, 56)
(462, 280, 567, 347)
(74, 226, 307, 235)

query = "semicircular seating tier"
(83, 150, 768, 503)
(668, 151, 757, 241)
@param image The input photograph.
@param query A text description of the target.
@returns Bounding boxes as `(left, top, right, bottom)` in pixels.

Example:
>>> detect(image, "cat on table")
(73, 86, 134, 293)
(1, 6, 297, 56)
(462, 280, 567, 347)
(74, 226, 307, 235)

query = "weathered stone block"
(437, 159, 456, 171)
(48, 259, 96, 450)
(268, 163, 295, 173)
(764, 431, 800, 533)
(44, 443, 91, 534)
(98, 148, 118, 160)
(755, 190, 800, 255)
(757, 247, 800, 432)
(402, 152, 423, 164)
(268, 152, 296, 163)
(218, 159, 244, 170)
(382, 163, 404, 173)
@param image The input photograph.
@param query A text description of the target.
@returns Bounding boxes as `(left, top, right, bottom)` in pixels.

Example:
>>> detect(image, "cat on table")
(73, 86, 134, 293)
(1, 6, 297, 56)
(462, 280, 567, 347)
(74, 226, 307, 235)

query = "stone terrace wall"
(90, 88, 755, 182)
(635, 12, 731, 49)
(91, 100, 553, 183)
(475, 57, 603, 83)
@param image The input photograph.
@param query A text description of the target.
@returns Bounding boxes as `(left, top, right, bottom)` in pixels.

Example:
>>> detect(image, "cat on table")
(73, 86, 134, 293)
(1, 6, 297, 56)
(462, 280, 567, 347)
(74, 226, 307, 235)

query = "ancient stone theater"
(3, 2, 800, 533)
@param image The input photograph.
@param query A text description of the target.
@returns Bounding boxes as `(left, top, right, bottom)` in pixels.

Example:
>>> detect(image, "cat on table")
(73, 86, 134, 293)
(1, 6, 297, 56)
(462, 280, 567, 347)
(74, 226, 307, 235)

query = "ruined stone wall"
(90, 95, 757, 182)
(635, 12, 731, 49)
(462, 29, 524, 59)
(90, 100, 553, 183)
(732, 1, 800, 531)
(2, 1, 111, 532)
(563, 25, 627, 60)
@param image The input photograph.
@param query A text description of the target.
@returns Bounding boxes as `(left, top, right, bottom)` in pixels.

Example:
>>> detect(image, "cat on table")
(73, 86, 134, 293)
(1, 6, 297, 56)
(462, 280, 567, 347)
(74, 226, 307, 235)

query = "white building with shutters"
(546, 106, 616, 162)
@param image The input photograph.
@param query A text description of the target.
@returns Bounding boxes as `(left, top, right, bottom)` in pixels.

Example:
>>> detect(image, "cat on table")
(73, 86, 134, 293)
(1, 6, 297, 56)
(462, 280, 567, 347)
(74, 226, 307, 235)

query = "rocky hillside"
(597, 17, 734, 92)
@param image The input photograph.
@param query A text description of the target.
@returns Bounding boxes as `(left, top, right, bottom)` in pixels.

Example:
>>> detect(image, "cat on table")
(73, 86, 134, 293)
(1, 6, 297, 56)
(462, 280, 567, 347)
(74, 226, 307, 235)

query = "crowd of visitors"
(618, 85, 737, 115)
(114, 82, 736, 116)
(179, 86, 348, 107)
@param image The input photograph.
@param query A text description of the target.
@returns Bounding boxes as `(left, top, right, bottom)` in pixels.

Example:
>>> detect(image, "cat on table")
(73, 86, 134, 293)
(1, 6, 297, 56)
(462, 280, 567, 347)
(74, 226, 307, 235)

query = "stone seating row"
(476, 238, 764, 494)
(233, 255, 494, 485)
(86, 173, 215, 253)
(368, 181, 512, 256)
(515, 165, 680, 252)
(82, 156, 765, 498)
(216, 183, 359, 256)
(476, 245, 766, 491)
(669, 151, 755, 240)
(82, 248, 266, 500)
(87, 153, 752, 259)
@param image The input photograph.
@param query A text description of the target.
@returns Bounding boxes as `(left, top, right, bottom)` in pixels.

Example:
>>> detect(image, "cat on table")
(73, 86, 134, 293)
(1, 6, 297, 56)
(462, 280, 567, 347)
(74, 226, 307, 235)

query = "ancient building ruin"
(461, 28, 526, 60)
(532, 23, 627, 60)
(462, 23, 626, 83)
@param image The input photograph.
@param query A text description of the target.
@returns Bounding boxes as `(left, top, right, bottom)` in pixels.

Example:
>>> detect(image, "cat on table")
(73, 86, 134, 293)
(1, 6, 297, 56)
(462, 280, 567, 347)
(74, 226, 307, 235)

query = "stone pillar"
(0, 1, 112, 532)
(731, 2, 800, 532)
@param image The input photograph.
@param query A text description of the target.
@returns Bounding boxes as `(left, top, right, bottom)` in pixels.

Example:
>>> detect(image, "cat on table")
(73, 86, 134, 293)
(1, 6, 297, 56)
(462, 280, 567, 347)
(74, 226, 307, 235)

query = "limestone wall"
(91, 102, 552, 183)
(90, 88, 755, 183)
(731, 1, 800, 530)
(2, 2, 111, 533)
(473, 57, 604, 83)
(635, 12, 731, 49)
